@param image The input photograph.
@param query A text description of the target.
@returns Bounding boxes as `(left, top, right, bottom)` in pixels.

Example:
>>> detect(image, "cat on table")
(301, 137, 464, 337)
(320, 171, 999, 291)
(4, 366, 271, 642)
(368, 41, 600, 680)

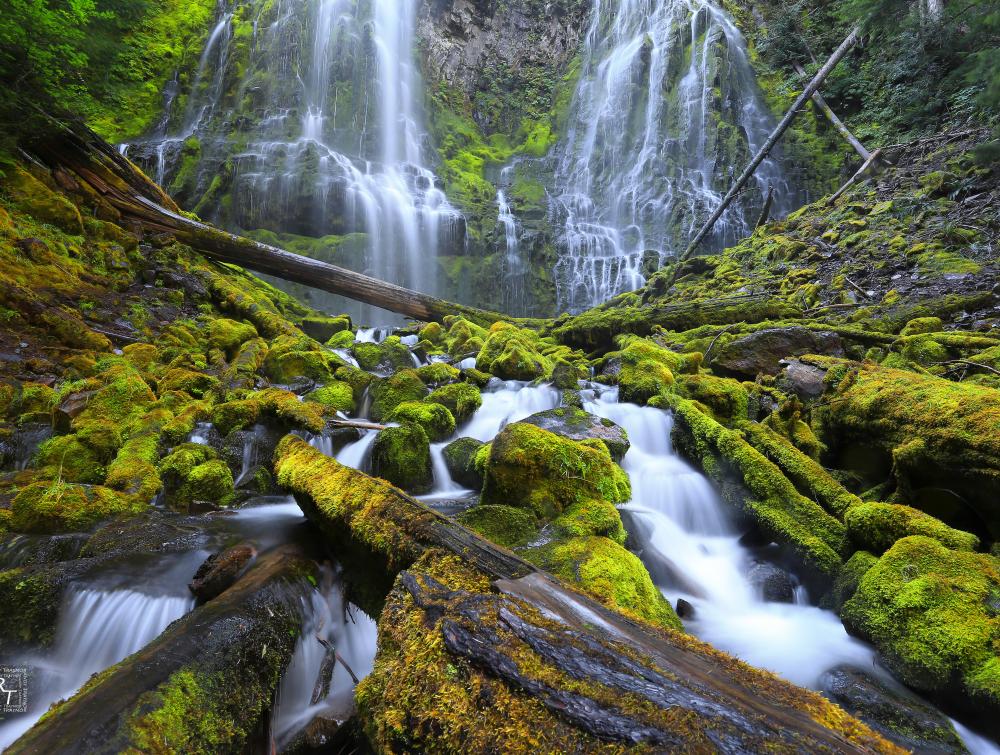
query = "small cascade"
(422, 442, 471, 501)
(355, 327, 391, 344)
(495, 186, 528, 316)
(0, 589, 194, 749)
(460, 381, 561, 442)
(272, 569, 377, 747)
(234, 424, 268, 487)
(188, 422, 214, 445)
(551, 0, 798, 313)
(12, 424, 52, 471)
(582, 386, 878, 689)
(334, 430, 378, 471)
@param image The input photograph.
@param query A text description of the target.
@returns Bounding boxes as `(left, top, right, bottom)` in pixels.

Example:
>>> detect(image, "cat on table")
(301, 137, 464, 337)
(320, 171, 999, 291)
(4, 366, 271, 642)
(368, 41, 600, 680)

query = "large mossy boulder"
(425, 381, 482, 423)
(613, 336, 700, 404)
(371, 424, 433, 493)
(841, 535, 1000, 714)
(369, 369, 429, 422)
(353, 335, 415, 374)
(520, 407, 629, 461)
(158, 443, 235, 508)
(442, 437, 485, 490)
(477, 323, 552, 380)
(387, 401, 456, 442)
(481, 422, 630, 520)
(844, 502, 979, 554)
(305, 380, 355, 414)
(712, 327, 843, 377)
(261, 334, 336, 384)
(457, 504, 537, 548)
(10, 481, 143, 533)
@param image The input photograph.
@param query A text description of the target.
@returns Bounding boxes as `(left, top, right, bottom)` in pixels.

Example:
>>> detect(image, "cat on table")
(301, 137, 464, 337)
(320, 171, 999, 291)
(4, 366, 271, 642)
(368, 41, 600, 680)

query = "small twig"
(703, 322, 743, 365)
(843, 276, 872, 300)
(932, 359, 1000, 376)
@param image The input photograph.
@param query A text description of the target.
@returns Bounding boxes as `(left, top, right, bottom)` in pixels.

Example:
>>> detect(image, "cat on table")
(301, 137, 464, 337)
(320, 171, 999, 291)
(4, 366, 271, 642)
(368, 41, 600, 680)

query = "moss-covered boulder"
(369, 369, 429, 422)
(301, 315, 351, 342)
(842, 536, 1000, 713)
(261, 334, 335, 384)
(481, 423, 630, 520)
(425, 381, 482, 423)
(206, 318, 258, 357)
(457, 504, 538, 548)
(211, 388, 325, 435)
(551, 498, 627, 544)
(528, 536, 681, 630)
(305, 380, 355, 414)
(613, 336, 699, 404)
(415, 362, 461, 387)
(10, 481, 143, 533)
(442, 437, 485, 490)
(353, 336, 415, 374)
(520, 406, 629, 461)
(371, 424, 433, 493)
(158, 443, 235, 508)
(477, 323, 552, 380)
(845, 502, 979, 554)
(387, 401, 456, 442)
(0, 564, 67, 651)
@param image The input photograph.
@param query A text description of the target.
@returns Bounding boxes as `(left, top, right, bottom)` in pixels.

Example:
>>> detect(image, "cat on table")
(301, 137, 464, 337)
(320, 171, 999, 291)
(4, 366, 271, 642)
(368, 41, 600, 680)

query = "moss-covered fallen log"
(8, 544, 315, 754)
(274, 436, 900, 752)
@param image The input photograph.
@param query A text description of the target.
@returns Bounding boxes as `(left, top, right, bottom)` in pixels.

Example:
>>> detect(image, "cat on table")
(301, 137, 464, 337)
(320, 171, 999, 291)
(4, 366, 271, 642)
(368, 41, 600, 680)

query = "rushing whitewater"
(551, 0, 798, 312)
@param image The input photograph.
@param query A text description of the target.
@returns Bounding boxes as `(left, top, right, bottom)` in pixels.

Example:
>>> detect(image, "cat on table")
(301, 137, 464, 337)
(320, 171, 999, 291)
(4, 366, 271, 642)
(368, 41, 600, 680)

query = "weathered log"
(8, 545, 315, 754)
(755, 184, 775, 228)
(793, 62, 871, 161)
(678, 27, 861, 264)
(27, 121, 506, 327)
(273, 436, 900, 752)
(827, 148, 884, 205)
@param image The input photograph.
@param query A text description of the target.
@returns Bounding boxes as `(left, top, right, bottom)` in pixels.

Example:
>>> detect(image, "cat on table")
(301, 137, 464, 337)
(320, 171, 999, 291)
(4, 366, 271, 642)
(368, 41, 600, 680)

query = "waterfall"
(551, 0, 798, 313)
(123, 0, 463, 322)
(459, 381, 561, 442)
(495, 187, 528, 316)
(0, 590, 194, 749)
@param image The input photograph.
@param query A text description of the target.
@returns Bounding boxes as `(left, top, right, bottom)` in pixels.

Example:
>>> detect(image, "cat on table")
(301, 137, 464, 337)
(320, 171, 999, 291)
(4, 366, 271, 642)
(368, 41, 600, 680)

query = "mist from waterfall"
(551, 0, 798, 313)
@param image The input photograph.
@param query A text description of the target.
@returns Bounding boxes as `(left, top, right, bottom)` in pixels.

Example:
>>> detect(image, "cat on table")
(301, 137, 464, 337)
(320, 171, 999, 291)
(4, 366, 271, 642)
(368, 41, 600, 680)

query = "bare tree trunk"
(755, 184, 775, 228)
(827, 148, 883, 205)
(675, 27, 861, 267)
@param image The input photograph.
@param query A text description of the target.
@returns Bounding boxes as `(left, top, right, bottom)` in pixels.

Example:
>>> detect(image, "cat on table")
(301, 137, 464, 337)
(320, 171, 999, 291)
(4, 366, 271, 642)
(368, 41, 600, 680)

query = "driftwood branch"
(327, 418, 388, 432)
(793, 62, 871, 161)
(677, 27, 860, 265)
(827, 148, 883, 205)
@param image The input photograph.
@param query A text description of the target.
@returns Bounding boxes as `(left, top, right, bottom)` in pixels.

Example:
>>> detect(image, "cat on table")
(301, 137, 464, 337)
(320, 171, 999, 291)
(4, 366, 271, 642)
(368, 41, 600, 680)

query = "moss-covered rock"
(519, 406, 630, 461)
(305, 380, 355, 414)
(415, 362, 461, 387)
(353, 336, 415, 374)
(325, 329, 356, 349)
(301, 315, 351, 342)
(457, 504, 538, 548)
(826, 550, 878, 612)
(613, 336, 699, 404)
(442, 436, 486, 490)
(527, 536, 681, 630)
(369, 369, 429, 422)
(34, 434, 106, 484)
(425, 381, 482, 423)
(10, 480, 143, 533)
(0, 565, 65, 651)
(371, 424, 433, 493)
(159, 443, 235, 507)
(842, 536, 1000, 713)
(481, 422, 630, 521)
(211, 388, 325, 435)
(552, 498, 627, 544)
(261, 334, 335, 384)
(845, 502, 979, 554)
(158, 368, 220, 398)
(477, 322, 552, 380)
(206, 318, 258, 357)
(387, 401, 456, 442)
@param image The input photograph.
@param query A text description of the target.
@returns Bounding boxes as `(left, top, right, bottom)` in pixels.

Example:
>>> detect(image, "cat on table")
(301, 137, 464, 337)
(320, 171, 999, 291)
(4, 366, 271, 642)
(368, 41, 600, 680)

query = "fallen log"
(827, 148, 883, 205)
(27, 121, 506, 327)
(755, 184, 775, 228)
(8, 545, 315, 754)
(677, 27, 861, 266)
(793, 62, 871, 161)
(273, 436, 900, 752)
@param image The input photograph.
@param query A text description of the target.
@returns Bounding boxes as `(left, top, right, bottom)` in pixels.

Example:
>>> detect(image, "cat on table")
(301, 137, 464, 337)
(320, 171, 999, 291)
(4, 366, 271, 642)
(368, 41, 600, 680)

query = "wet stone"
(519, 407, 630, 461)
(747, 561, 796, 603)
(189, 542, 257, 602)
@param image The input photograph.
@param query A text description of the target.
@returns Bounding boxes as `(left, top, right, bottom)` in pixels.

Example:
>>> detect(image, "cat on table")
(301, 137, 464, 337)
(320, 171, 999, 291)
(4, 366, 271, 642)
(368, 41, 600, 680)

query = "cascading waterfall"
(551, 0, 798, 313)
(0, 589, 194, 749)
(122, 0, 462, 321)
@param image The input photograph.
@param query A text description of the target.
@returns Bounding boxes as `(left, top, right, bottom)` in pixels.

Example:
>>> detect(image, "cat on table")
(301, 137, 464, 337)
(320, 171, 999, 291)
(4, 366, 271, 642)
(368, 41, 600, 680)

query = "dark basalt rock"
(189, 542, 257, 602)
(80, 511, 209, 559)
(442, 436, 485, 491)
(713, 328, 843, 378)
(747, 561, 796, 603)
(676, 597, 696, 620)
(779, 358, 829, 400)
(519, 407, 630, 461)
(820, 665, 966, 753)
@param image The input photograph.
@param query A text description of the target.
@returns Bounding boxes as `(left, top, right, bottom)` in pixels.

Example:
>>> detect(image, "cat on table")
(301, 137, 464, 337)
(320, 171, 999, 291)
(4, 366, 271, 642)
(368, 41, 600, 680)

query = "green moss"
(900, 317, 943, 336)
(552, 498, 627, 545)
(613, 336, 700, 404)
(369, 370, 429, 423)
(17, 382, 57, 424)
(415, 362, 461, 387)
(442, 436, 485, 490)
(35, 434, 106, 484)
(677, 374, 749, 423)
(353, 336, 415, 373)
(186, 460, 235, 506)
(10, 480, 143, 533)
(211, 388, 325, 434)
(478, 322, 553, 381)
(0, 566, 63, 649)
(425, 382, 482, 423)
(261, 334, 335, 384)
(158, 443, 234, 507)
(158, 367, 220, 398)
(371, 424, 433, 494)
(388, 401, 456, 442)
(305, 380, 355, 414)
(104, 430, 162, 502)
(325, 329, 356, 349)
(842, 536, 1000, 711)
(300, 315, 351, 342)
(826, 550, 878, 612)
(481, 423, 630, 521)
(442, 316, 488, 356)
(528, 536, 682, 631)
(457, 504, 538, 549)
(206, 318, 258, 357)
(844, 503, 979, 554)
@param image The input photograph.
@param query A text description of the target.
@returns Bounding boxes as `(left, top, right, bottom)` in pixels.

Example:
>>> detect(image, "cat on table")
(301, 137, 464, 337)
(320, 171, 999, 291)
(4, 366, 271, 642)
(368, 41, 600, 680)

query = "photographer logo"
(0, 667, 28, 714)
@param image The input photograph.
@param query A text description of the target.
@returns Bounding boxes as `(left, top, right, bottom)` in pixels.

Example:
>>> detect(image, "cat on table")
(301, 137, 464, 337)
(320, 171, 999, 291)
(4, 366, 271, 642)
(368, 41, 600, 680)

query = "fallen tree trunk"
(8, 545, 315, 754)
(273, 436, 899, 752)
(793, 62, 871, 161)
(28, 122, 506, 327)
(677, 27, 861, 265)
(827, 148, 883, 205)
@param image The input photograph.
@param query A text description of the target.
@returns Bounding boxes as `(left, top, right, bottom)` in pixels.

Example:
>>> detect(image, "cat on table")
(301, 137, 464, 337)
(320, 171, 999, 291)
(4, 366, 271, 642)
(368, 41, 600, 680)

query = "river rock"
(443, 436, 485, 490)
(675, 598, 695, 620)
(519, 407, 630, 461)
(778, 358, 829, 400)
(189, 542, 257, 602)
(820, 665, 966, 753)
(747, 561, 796, 603)
(713, 327, 843, 377)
